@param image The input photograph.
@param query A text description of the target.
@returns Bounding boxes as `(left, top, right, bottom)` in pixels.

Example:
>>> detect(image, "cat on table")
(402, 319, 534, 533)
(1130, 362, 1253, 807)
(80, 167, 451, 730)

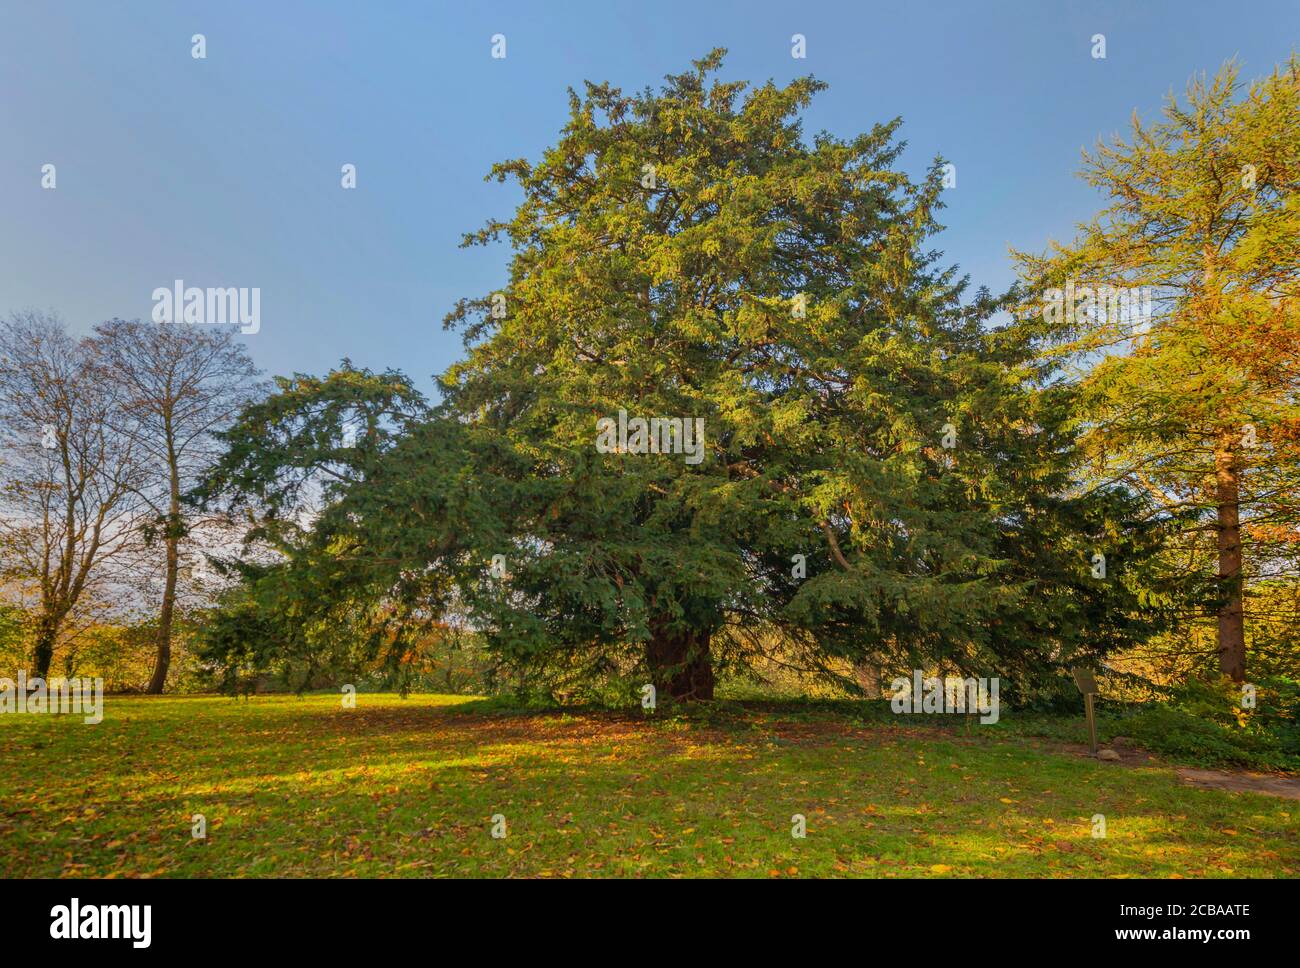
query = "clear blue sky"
(2, 0, 1296, 394)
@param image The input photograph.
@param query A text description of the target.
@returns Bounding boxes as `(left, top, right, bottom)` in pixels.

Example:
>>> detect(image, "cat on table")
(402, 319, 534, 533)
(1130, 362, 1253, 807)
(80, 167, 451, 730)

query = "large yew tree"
(202, 53, 1163, 702)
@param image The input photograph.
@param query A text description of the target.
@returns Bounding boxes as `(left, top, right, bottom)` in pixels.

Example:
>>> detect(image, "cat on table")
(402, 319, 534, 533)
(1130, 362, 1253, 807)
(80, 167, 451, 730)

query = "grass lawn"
(2, 693, 1296, 878)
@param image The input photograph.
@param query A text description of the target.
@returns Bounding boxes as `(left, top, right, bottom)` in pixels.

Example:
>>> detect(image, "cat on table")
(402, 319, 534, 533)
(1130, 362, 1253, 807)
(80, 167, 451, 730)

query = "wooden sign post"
(1071, 667, 1099, 755)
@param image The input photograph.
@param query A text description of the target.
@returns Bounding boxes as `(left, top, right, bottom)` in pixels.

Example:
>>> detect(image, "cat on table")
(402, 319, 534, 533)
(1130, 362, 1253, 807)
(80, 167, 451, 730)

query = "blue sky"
(2, 0, 1296, 394)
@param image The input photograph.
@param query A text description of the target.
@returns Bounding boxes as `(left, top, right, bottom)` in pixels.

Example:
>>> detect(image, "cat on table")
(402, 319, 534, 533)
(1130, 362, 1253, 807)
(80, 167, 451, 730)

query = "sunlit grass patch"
(1, 694, 1295, 878)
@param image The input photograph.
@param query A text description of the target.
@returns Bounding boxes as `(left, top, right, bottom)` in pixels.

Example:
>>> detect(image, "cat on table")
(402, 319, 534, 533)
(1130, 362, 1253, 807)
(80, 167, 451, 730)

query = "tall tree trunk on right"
(1214, 430, 1245, 682)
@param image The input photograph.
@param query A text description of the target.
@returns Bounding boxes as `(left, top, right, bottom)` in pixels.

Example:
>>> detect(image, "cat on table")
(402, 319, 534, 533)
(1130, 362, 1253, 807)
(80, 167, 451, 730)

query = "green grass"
(2, 694, 1296, 878)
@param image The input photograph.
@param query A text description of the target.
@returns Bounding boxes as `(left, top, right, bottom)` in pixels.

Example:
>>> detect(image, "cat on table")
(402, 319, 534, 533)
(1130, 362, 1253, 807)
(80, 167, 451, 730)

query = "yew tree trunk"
(647, 623, 715, 702)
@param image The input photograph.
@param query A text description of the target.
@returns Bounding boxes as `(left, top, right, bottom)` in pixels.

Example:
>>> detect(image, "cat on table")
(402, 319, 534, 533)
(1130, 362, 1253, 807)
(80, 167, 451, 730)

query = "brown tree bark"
(646, 623, 715, 702)
(146, 526, 178, 694)
(146, 476, 182, 695)
(30, 612, 59, 680)
(1214, 430, 1246, 682)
